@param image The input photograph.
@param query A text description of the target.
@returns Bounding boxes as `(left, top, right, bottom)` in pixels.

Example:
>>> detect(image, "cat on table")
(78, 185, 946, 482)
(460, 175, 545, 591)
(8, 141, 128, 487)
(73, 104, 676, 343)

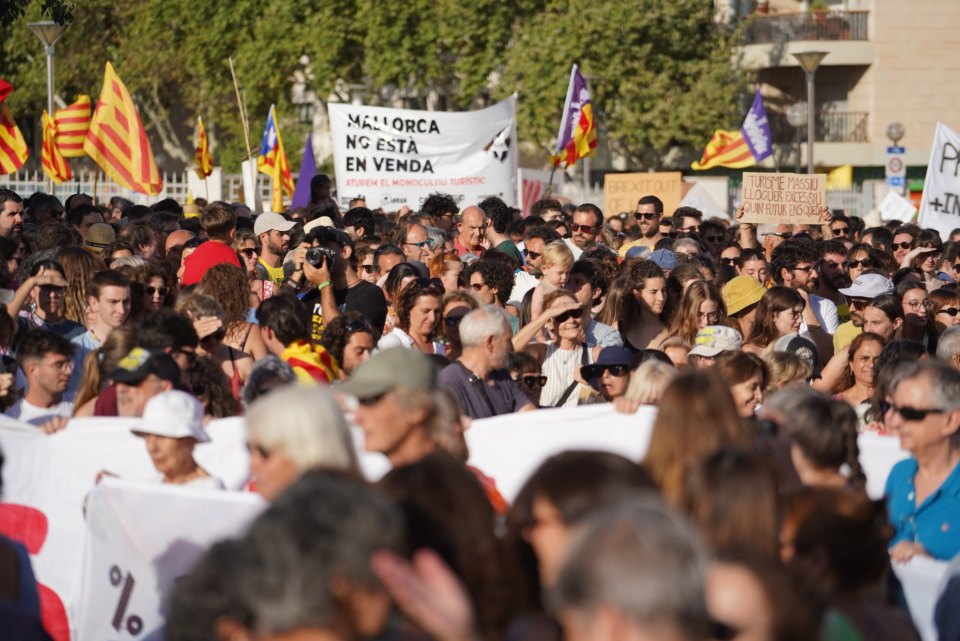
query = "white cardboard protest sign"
(918, 122, 960, 237)
(740, 172, 828, 224)
(879, 188, 918, 222)
(74, 479, 264, 641)
(328, 97, 518, 211)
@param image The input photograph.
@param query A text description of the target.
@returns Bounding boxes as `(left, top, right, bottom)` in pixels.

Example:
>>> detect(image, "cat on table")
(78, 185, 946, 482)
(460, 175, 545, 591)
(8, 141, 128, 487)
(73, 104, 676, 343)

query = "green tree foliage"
(0, 0, 744, 173)
(499, 0, 744, 169)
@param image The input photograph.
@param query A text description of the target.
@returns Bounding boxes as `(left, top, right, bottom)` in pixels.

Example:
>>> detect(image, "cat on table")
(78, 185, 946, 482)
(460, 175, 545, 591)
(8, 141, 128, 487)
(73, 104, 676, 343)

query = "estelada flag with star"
(0, 78, 29, 175)
(83, 62, 163, 195)
(550, 64, 598, 169)
(257, 105, 294, 213)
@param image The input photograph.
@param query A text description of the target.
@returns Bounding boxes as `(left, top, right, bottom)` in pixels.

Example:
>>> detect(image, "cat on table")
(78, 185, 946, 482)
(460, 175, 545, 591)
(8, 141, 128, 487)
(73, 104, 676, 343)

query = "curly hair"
(318, 311, 378, 367)
(196, 264, 251, 344)
(463, 259, 514, 307)
(420, 192, 459, 219)
(395, 282, 444, 336)
(132, 261, 175, 309)
(56, 246, 107, 325)
(231, 229, 261, 252)
(184, 353, 239, 418)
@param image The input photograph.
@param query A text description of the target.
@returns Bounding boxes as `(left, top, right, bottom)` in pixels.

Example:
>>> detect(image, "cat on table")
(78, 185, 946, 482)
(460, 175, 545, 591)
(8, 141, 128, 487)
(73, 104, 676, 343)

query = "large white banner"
(328, 97, 518, 211)
(918, 122, 960, 237)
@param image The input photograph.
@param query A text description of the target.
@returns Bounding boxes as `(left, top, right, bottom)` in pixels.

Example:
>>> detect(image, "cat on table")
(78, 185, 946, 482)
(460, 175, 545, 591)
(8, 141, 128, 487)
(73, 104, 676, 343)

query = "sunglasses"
(831, 226, 850, 235)
(848, 297, 871, 308)
(846, 258, 872, 269)
(146, 286, 169, 297)
(569, 223, 597, 233)
(792, 264, 814, 273)
(705, 235, 724, 243)
(555, 308, 583, 323)
(39, 285, 66, 295)
(245, 442, 270, 459)
(582, 364, 631, 379)
(360, 263, 376, 274)
(893, 241, 913, 250)
(880, 400, 946, 422)
(937, 307, 960, 317)
(405, 240, 431, 249)
(524, 248, 541, 260)
(634, 212, 658, 221)
(239, 247, 261, 258)
(719, 257, 738, 266)
(518, 375, 547, 389)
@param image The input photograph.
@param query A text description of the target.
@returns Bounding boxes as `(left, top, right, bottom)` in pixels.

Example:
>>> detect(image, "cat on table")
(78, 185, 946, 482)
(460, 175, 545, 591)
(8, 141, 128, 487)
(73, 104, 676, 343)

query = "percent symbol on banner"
(109, 565, 143, 636)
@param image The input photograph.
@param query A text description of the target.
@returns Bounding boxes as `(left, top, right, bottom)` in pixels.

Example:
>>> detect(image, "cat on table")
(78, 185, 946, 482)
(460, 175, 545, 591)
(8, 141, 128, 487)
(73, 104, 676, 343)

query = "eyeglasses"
(792, 264, 814, 273)
(360, 263, 376, 274)
(582, 364, 630, 379)
(146, 286, 169, 297)
(569, 223, 597, 233)
(39, 285, 66, 295)
(524, 248, 541, 260)
(881, 400, 946, 422)
(893, 241, 913, 251)
(846, 258, 872, 269)
(634, 212, 658, 221)
(245, 442, 270, 459)
(848, 297, 871, 308)
(357, 391, 388, 407)
(554, 308, 583, 323)
(705, 235, 724, 243)
(938, 307, 960, 317)
(719, 257, 738, 266)
(239, 247, 261, 258)
(904, 299, 930, 310)
(831, 226, 850, 236)
(518, 375, 547, 389)
(405, 240, 431, 250)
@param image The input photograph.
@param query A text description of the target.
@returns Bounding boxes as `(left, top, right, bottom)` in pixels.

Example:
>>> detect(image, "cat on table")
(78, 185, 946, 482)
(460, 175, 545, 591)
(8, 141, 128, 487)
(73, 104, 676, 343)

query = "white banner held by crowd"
(918, 122, 960, 236)
(328, 97, 518, 211)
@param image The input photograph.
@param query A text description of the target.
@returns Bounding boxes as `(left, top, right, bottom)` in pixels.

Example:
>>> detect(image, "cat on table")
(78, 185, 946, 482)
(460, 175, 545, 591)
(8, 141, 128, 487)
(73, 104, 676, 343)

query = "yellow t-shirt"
(618, 238, 655, 257)
(258, 259, 285, 286)
(833, 320, 862, 352)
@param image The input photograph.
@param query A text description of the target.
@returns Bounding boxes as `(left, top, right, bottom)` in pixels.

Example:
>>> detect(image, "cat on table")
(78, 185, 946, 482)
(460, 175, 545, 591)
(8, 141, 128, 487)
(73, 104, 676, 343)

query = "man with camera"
(299, 226, 388, 340)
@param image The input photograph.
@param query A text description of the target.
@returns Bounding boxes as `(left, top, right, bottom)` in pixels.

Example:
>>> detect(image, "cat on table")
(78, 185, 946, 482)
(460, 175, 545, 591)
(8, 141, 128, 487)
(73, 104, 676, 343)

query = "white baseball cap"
(132, 390, 209, 442)
(253, 212, 297, 236)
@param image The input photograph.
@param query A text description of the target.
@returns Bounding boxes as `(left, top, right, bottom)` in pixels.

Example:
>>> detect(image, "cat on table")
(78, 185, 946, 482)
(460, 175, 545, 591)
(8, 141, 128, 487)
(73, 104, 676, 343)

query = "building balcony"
(738, 11, 874, 69)
(768, 109, 869, 144)
(742, 11, 869, 45)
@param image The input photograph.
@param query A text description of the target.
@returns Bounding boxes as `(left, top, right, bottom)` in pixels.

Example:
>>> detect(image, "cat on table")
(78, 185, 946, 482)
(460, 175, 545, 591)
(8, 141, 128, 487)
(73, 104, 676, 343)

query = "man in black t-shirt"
(301, 227, 388, 341)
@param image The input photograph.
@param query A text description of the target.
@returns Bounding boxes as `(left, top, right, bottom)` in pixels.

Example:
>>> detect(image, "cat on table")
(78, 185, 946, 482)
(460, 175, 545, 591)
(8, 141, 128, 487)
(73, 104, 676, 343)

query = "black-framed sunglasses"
(719, 257, 738, 266)
(634, 212, 658, 221)
(880, 400, 946, 422)
(893, 241, 913, 251)
(831, 226, 850, 236)
(937, 307, 960, 317)
(146, 286, 169, 297)
(239, 247, 261, 258)
(569, 223, 597, 233)
(848, 297, 871, 308)
(518, 375, 547, 389)
(846, 258, 873, 269)
(360, 263, 376, 274)
(582, 364, 631, 379)
(555, 309, 583, 323)
(524, 248, 541, 260)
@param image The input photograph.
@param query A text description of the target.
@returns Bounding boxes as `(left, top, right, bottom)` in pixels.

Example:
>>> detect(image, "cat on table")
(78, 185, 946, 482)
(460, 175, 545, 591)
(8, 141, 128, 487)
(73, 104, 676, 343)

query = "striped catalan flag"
(41, 110, 72, 183)
(54, 95, 92, 158)
(195, 115, 213, 179)
(83, 62, 163, 195)
(690, 129, 755, 170)
(0, 104, 28, 175)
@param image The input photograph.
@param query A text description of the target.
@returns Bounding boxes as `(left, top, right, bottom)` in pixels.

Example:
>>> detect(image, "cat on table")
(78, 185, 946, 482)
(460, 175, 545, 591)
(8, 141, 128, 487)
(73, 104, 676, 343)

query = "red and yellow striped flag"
(690, 129, 755, 171)
(41, 110, 72, 183)
(195, 115, 213, 179)
(54, 95, 91, 158)
(0, 104, 28, 175)
(83, 62, 163, 195)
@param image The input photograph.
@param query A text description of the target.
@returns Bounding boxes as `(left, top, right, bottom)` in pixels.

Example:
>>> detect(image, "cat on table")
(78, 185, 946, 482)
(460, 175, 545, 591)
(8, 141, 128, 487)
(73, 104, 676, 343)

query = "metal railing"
(770, 110, 868, 143)
(743, 11, 869, 45)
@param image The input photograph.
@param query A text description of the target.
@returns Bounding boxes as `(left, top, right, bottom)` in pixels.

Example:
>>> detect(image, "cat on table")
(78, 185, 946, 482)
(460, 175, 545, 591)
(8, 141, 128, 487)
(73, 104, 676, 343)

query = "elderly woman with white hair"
(245, 384, 358, 500)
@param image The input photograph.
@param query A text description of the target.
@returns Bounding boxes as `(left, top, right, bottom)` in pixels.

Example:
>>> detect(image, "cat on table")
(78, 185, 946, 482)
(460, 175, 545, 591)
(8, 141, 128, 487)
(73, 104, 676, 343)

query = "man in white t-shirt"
(6, 329, 75, 426)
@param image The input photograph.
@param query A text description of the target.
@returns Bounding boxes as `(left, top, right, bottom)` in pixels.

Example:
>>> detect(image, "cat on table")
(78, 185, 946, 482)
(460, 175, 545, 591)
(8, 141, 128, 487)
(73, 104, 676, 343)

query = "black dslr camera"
(305, 246, 337, 268)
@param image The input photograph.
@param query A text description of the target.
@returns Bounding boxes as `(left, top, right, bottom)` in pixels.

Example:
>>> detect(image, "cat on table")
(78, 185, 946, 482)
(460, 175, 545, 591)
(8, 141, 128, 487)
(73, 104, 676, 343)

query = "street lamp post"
(786, 102, 808, 174)
(28, 21, 67, 121)
(792, 51, 828, 174)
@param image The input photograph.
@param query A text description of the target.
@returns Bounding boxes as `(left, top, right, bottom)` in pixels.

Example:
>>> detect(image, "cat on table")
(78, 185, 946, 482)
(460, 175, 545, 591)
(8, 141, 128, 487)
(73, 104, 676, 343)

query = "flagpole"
(228, 58, 253, 160)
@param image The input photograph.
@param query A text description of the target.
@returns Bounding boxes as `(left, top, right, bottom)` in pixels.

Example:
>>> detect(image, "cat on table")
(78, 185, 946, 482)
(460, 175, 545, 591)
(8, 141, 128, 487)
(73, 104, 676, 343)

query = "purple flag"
(551, 64, 596, 167)
(740, 91, 773, 162)
(292, 131, 317, 208)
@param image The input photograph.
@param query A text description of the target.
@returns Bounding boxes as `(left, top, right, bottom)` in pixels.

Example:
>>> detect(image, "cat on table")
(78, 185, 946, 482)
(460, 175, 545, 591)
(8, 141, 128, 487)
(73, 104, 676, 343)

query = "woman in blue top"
(883, 360, 960, 562)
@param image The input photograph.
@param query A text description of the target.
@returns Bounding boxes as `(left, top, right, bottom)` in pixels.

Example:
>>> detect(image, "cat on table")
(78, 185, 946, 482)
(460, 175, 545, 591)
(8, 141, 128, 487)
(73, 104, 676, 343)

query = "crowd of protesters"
(0, 176, 958, 641)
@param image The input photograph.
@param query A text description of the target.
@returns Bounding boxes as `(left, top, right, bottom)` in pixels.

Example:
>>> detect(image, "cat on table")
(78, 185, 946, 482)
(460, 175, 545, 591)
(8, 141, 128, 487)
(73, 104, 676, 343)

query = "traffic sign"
(886, 145, 906, 190)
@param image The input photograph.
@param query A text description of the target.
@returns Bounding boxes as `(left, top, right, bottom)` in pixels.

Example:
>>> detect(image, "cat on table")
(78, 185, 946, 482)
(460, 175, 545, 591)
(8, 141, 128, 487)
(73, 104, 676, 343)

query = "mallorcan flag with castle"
(550, 64, 598, 169)
(83, 62, 163, 195)
(691, 91, 773, 170)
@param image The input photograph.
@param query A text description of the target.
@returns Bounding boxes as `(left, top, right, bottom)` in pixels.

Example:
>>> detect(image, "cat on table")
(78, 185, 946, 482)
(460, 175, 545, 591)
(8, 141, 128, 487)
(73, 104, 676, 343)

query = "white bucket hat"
(132, 390, 209, 442)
